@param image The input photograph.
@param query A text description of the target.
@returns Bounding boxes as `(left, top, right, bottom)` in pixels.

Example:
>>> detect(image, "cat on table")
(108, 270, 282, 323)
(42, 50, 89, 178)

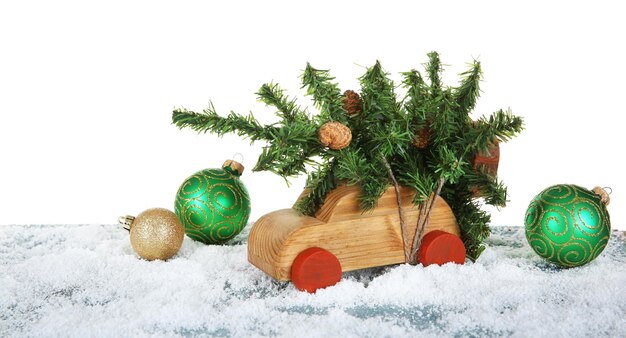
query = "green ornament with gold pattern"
(524, 184, 611, 268)
(175, 160, 251, 244)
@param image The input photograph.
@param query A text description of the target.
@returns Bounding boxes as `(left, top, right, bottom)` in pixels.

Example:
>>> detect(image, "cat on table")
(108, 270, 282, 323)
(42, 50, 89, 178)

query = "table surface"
(1, 225, 625, 338)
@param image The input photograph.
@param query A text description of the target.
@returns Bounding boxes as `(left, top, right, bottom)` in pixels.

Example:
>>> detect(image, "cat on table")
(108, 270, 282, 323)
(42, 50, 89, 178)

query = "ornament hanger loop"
(603, 187, 613, 195)
(233, 153, 244, 163)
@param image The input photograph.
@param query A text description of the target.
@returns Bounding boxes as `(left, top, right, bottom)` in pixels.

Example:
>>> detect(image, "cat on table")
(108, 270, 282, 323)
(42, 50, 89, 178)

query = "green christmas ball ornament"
(524, 184, 611, 268)
(175, 160, 251, 244)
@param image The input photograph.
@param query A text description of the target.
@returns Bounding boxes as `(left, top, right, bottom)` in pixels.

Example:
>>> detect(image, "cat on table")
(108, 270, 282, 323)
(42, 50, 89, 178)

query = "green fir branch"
(465, 171, 508, 207)
(471, 109, 524, 152)
(441, 186, 492, 262)
(294, 160, 338, 216)
(253, 144, 309, 179)
(301, 63, 346, 123)
(458, 204, 491, 262)
(358, 166, 390, 211)
(454, 60, 482, 113)
(425, 51, 443, 96)
(397, 168, 436, 204)
(335, 148, 369, 186)
(252, 119, 320, 177)
(369, 120, 412, 158)
(359, 61, 407, 157)
(257, 83, 306, 123)
(401, 69, 429, 123)
(429, 89, 461, 147)
(360, 61, 398, 120)
(431, 146, 466, 184)
(172, 104, 275, 142)
(478, 109, 524, 142)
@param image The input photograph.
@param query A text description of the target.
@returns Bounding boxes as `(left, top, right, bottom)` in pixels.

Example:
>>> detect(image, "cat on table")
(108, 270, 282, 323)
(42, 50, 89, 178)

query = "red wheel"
(291, 247, 342, 293)
(418, 230, 466, 266)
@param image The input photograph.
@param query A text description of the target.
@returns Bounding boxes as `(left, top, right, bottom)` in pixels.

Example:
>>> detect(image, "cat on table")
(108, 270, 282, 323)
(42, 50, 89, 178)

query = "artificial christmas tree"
(172, 52, 524, 262)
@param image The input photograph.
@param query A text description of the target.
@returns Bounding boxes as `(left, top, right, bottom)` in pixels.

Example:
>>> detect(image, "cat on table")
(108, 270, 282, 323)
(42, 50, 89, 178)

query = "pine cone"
(319, 122, 352, 150)
(412, 126, 431, 149)
(342, 90, 363, 116)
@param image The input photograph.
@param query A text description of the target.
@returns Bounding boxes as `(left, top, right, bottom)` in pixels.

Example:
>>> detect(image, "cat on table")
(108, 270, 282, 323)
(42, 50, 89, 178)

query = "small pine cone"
(342, 90, 363, 116)
(412, 127, 431, 149)
(319, 122, 352, 150)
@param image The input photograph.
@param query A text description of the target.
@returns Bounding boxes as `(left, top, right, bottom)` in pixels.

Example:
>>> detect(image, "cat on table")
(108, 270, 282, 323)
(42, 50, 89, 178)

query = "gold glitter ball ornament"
(119, 208, 185, 261)
(319, 122, 352, 150)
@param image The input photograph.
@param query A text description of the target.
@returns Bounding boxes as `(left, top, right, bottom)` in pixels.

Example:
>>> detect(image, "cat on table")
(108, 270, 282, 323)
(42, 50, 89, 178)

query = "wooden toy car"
(248, 185, 465, 292)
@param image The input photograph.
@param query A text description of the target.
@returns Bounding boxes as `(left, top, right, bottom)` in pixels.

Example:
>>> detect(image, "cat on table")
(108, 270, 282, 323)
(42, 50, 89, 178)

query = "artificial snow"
(1, 225, 625, 337)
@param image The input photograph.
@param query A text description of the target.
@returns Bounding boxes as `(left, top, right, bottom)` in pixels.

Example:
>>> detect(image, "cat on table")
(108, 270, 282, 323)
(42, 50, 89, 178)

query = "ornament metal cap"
(592, 187, 611, 206)
(223, 160, 244, 175)
(118, 215, 136, 231)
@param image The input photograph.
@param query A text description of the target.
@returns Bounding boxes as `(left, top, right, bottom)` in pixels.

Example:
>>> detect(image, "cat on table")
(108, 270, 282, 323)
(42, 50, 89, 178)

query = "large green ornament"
(524, 184, 611, 268)
(175, 160, 251, 244)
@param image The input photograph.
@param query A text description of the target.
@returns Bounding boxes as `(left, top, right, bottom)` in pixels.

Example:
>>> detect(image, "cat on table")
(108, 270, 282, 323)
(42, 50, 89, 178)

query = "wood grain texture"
(248, 185, 460, 281)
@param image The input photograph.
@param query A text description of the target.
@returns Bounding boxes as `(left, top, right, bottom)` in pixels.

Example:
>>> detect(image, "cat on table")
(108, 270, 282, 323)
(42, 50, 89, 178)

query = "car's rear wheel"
(291, 247, 342, 293)
(418, 230, 466, 266)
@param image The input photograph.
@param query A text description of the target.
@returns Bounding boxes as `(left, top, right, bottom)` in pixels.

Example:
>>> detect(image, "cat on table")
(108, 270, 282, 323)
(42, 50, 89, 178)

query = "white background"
(1, 1, 624, 230)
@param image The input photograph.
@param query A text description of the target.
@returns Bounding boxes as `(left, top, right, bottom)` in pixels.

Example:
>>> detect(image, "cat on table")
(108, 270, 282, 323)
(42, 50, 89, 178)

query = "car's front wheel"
(291, 247, 342, 293)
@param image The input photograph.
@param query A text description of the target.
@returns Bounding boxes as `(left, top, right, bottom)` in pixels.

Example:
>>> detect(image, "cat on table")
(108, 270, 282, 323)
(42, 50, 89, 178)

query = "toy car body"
(248, 185, 461, 288)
